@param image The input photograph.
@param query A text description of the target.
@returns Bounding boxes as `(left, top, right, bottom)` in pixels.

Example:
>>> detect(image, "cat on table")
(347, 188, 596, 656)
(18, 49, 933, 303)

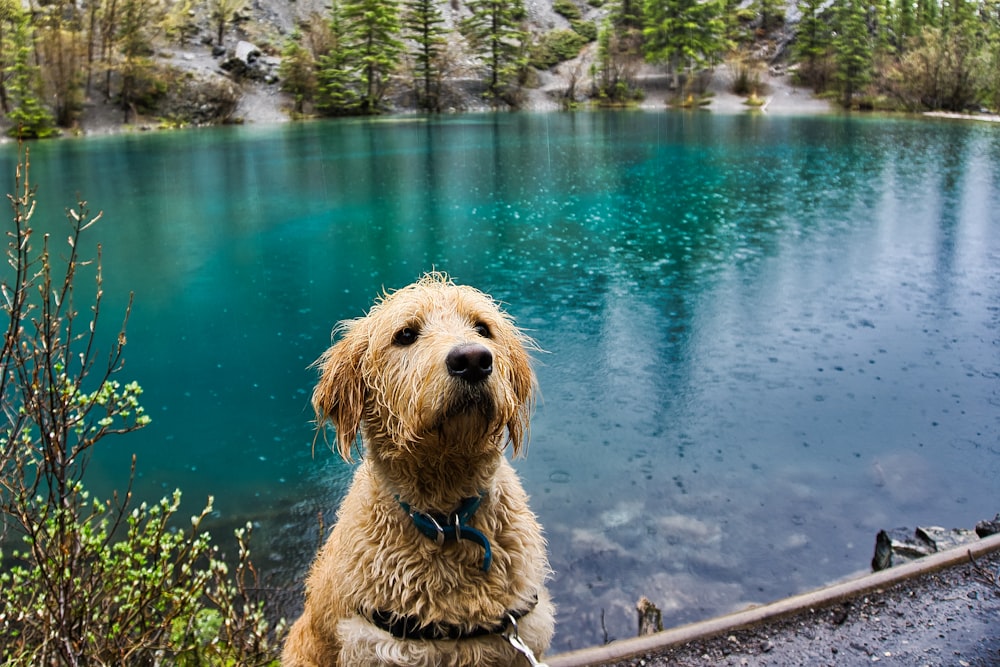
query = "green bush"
(553, 0, 582, 20)
(0, 147, 284, 666)
(529, 29, 588, 69)
(570, 19, 598, 41)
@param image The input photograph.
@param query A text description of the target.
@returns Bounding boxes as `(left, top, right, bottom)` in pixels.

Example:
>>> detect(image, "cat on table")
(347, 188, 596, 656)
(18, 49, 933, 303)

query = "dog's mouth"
(441, 382, 496, 422)
(431, 382, 500, 439)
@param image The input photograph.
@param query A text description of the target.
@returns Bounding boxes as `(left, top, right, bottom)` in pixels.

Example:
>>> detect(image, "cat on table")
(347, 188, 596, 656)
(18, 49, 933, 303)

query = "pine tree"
(794, 0, 833, 89)
(279, 29, 317, 115)
(615, 0, 643, 28)
(404, 0, 448, 111)
(755, 0, 785, 32)
(642, 0, 728, 88)
(5, 10, 58, 138)
(870, 0, 896, 57)
(916, 0, 937, 28)
(898, 0, 916, 51)
(164, 0, 199, 44)
(462, 0, 528, 103)
(209, 0, 247, 47)
(35, 0, 87, 127)
(0, 0, 21, 113)
(117, 0, 160, 122)
(592, 16, 641, 102)
(316, 0, 360, 114)
(832, 0, 873, 107)
(343, 0, 404, 112)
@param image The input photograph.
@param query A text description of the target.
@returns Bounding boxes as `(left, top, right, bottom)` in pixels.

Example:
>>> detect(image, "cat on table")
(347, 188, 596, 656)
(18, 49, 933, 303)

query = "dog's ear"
(504, 330, 538, 458)
(312, 323, 367, 462)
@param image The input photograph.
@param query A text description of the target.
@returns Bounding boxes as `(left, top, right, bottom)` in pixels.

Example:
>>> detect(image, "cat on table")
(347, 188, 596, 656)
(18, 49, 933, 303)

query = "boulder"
(975, 513, 1000, 538)
(220, 41, 278, 83)
(156, 72, 240, 125)
(871, 524, 984, 571)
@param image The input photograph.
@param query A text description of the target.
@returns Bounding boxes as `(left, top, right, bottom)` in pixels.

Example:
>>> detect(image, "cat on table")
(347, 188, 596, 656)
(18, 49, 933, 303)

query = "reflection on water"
(3, 113, 998, 652)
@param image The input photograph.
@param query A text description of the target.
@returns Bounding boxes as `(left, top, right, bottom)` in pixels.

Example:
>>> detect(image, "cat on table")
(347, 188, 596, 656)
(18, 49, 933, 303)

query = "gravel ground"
(551, 544, 1000, 667)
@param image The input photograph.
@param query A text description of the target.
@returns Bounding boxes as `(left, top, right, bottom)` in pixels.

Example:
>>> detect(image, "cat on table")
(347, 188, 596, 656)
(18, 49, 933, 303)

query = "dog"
(283, 272, 554, 667)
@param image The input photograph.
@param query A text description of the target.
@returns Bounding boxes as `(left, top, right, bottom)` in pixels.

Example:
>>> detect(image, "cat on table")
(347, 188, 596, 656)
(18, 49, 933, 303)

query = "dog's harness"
(396, 493, 493, 572)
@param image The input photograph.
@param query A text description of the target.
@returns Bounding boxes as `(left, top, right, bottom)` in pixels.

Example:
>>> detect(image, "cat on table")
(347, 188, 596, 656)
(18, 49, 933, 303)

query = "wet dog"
(283, 272, 553, 667)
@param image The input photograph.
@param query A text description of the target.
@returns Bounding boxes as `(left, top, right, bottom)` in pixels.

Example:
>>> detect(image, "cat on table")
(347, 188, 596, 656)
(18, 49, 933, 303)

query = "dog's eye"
(393, 326, 420, 346)
(473, 321, 492, 339)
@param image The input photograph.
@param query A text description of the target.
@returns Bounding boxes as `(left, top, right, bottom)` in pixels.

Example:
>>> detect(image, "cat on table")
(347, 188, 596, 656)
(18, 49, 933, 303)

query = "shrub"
(888, 26, 989, 111)
(727, 48, 764, 96)
(570, 19, 598, 42)
(0, 147, 284, 666)
(529, 29, 588, 69)
(553, 0, 582, 20)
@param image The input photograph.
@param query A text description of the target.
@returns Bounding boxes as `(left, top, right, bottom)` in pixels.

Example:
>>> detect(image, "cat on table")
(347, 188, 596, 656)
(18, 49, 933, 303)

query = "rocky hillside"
(66, 0, 825, 134)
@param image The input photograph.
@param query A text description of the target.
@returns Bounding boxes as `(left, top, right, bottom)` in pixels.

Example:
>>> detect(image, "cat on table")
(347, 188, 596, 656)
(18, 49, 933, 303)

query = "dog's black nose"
(446, 344, 493, 383)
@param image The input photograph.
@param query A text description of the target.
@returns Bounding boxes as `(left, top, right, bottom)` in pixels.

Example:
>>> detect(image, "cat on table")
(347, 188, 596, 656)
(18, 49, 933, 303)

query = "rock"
(974, 513, 1000, 538)
(871, 522, 985, 571)
(914, 525, 978, 552)
(872, 529, 893, 571)
(155, 72, 240, 125)
(220, 41, 278, 83)
(234, 40, 261, 64)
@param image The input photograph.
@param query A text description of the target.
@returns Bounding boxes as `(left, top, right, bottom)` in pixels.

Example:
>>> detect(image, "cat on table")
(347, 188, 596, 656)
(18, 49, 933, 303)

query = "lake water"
(3, 112, 998, 652)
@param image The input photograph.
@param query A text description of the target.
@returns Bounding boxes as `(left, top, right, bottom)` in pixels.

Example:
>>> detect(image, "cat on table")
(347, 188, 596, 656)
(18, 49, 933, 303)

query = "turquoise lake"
(2, 112, 998, 652)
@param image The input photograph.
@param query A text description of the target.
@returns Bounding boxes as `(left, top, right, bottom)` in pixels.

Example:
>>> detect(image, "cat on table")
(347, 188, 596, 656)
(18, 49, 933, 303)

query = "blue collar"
(396, 493, 493, 573)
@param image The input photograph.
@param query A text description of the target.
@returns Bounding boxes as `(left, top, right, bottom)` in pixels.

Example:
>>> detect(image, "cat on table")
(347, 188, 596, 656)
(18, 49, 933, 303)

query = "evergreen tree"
(405, 0, 448, 111)
(870, 0, 897, 57)
(279, 29, 317, 115)
(591, 15, 642, 102)
(916, 0, 937, 28)
(755, 0, 785, 32)
(94, 0, 122, 99)
(794, 0, 833, 89)
(615, 0, 644, 28)
(832, 0, 874, 107)
(164, 0, 199, 44)
(209, 0, 247, 47)
(117, 0, 160, 122)
(316, 0, 360, 114)
(462, 0, 528, 103)
(35, 0, 87, 127)
(0, 0, 20, 112)
(5, 10, 58, 138)
(343, 0, 404, 112)
(642, 0, 727, 88)
(898, 0, 916, 51)
(942, 0, 979, 35)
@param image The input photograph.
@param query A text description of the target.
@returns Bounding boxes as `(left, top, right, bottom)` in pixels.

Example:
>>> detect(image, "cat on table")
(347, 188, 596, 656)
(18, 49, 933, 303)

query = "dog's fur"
(283, 273, 554, 667)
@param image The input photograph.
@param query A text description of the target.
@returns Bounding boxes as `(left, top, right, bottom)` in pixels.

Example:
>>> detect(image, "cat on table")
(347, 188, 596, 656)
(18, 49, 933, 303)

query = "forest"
(1, 0, 999, 133)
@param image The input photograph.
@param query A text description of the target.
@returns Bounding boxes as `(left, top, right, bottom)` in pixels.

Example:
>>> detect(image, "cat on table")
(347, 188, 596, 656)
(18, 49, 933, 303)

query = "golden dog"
(283, 272, 554, 667)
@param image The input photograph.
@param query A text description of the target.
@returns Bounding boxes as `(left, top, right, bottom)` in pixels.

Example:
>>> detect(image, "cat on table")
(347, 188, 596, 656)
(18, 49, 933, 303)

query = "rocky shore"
(550, 531, 1000, 667)
(11, 34, 836, 140)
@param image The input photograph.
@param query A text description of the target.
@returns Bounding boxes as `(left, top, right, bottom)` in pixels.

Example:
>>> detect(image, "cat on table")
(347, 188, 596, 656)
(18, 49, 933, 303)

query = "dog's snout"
(446, 343, 493, 383)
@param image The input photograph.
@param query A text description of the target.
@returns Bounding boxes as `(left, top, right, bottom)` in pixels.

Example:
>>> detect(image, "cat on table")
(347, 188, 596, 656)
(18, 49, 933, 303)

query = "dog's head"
(313, 272, 537, 462)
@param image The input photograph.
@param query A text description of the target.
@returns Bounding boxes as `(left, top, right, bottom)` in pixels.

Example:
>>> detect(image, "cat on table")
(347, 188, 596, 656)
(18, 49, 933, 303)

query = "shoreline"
(7, 66, 1000, 144)
(550, 534, 1000, 666)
